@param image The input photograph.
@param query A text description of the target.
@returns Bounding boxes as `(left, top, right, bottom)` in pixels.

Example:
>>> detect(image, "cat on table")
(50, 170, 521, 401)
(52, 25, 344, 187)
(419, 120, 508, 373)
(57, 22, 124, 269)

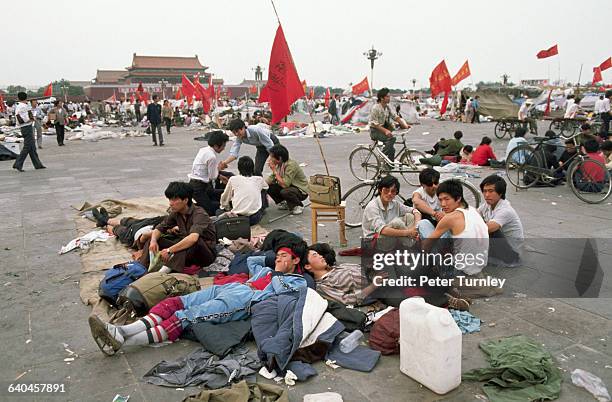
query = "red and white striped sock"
(119, 314, 161, 337)
(123, 325, 168, 346)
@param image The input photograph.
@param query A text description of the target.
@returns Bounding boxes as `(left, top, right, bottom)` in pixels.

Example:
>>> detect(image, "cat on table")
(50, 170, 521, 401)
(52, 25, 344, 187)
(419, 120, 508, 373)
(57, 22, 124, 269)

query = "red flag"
(308, 87, 315, 100)
(599, 57, 612, 71)
(194, 77, 207, 101)
(0, 93, 5, 113)
(536, 45, 558, 59)
(593, 67, 603, 85)
(258, 24, 305, 123)
(324, 88, 330, 107)
(174, 87, 182, 100)
(544, 89, 553, 116)
(137, 82, 144, 93)
(181, 74, 195, 104)
(43, 83, 53, 97)
(352, 77, 370, 95)
(429, 60, 452, 115)
(451, 60, 471, 86)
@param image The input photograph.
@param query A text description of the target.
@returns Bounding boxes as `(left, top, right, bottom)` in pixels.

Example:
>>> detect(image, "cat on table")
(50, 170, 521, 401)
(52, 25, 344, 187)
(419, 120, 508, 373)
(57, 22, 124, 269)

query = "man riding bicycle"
(369, 88, 411, 162)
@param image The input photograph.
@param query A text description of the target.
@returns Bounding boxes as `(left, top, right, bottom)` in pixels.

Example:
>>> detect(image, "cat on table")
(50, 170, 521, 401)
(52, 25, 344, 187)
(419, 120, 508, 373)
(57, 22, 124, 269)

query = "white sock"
(123, 325, 168, 346)
(119, 314, 162, 337)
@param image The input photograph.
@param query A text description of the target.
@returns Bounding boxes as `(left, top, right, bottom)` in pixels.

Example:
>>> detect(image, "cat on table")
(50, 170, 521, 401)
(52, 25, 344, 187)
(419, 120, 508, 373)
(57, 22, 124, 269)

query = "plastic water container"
(399, 297, 462, 394)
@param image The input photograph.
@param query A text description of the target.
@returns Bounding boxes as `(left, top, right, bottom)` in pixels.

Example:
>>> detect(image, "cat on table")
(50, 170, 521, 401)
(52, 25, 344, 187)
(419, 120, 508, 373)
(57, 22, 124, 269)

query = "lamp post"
(411, 78, 417, 95)
(158, 79, 168, 100)
(60, 84, 68, 103)
(252, 65, 265, 97)
(363, 46, 382, 97)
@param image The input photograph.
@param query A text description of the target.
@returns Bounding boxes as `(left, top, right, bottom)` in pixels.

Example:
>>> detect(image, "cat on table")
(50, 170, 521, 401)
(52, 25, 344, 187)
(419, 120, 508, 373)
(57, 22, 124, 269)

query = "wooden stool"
(310, 201, 347, 246)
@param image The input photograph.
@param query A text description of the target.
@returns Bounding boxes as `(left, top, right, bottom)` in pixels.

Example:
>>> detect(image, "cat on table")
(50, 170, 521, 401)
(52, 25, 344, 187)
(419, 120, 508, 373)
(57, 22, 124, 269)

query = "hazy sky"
(3, 0, 610, 88)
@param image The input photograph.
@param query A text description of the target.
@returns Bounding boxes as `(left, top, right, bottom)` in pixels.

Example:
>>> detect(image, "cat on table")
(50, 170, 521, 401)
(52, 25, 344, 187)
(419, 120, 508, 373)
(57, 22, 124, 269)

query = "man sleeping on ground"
(89, 244, 310, 356)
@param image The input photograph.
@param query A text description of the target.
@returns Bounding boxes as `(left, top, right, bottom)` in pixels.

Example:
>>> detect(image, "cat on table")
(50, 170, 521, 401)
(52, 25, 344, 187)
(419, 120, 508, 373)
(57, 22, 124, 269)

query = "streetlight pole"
(61, 84, 68, 103)
(363, 46, 382, 97)
(411, 78, 417, 95)
(252, 65, 264, 98)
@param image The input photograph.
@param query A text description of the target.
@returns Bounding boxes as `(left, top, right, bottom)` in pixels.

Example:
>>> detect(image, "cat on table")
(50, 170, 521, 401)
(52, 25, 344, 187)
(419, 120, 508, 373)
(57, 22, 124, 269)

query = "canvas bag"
(116, 272, 200, 316)
(308, 174, 341, 206)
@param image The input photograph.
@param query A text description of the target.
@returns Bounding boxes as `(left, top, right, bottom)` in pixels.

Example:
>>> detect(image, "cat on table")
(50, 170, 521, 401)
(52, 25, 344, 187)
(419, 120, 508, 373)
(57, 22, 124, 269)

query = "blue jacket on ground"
(175, 256, 307, 327)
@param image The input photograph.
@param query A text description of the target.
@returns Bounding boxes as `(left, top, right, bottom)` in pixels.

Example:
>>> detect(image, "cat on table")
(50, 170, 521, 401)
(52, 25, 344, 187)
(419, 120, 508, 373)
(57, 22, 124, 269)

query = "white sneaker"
(277, 201, 289, 210)
(291, 206, 304, 215)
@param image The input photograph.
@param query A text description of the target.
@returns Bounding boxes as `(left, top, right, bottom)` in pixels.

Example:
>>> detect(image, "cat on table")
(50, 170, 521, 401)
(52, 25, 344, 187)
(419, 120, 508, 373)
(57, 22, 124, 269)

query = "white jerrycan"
(399, 297, 462, 394)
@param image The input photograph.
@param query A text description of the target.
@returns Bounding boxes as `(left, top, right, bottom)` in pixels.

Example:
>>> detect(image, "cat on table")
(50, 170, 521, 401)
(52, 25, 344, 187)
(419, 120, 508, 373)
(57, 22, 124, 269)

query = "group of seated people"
(422, 130, 503, 167)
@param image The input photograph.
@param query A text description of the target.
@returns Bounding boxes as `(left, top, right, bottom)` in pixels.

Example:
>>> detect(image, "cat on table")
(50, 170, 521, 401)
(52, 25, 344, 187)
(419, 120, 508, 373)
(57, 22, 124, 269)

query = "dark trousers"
(138, 236, 216, 273)
(164, 117, 172, 134)
(254, 134, 280, 176)
(190, 172, 233, 216)
(55, 123, 65, 145)
(151, 123, 164, 145)
(471, 111, 480, 123)
(14, 125, 44, 170)
(489, 230, 521, 264)
(267, 184, 307, 210)
(601, 112, 610, 139)
(370, 129, 396, 161)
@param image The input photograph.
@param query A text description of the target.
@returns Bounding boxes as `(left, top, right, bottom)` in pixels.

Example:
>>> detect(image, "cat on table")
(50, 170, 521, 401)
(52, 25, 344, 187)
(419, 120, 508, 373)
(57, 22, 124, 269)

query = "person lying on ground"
(265, 144, 309, 215)
(362, 175, 421, 250)
(219, 118, 279, 176)
(419, 179, 489, 277)
(91, 209, 165, 250)
(138, 182, 216, 274)
(478, 175, 524, 267)
(89, 246, 309, 356)
(471, 136, 500, 166)
(188, 130, 232, 216)
(411, 168, 444, 225)
(219, 156, 268, 225)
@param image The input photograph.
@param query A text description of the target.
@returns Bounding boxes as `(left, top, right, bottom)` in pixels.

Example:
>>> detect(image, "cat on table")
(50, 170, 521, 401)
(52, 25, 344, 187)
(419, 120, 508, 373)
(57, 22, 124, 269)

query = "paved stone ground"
(1, 119, 610, 402)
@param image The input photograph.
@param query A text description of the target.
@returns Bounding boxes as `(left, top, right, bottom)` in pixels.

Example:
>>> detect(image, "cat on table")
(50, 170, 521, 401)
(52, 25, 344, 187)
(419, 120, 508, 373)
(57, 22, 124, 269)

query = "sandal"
(88, 315, 123, 356)
(444, 293, 471, 311)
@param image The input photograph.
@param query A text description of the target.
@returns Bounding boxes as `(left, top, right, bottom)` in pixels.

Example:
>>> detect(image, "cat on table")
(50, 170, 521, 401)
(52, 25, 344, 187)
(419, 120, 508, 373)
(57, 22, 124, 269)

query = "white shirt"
(188, 146, 219, 183)
(564, 102, 579, 119)
(220, 175, 269, 216)
(601, 98, 611, 113)
(478, 199, 524, 256)
(14, 102, 32, 128)
(412, 187, 440, 212)
(452, 206, 489, 275)
(518, 103, 529, 120)
(594, 98, 605, 114)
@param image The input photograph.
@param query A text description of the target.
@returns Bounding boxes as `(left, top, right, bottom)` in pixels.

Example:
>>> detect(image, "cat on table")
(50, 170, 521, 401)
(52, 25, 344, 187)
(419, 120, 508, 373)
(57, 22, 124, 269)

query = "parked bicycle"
(348, 129, 427, 186)
(505, 133, 612, 204)
(341, 172, 482, 228)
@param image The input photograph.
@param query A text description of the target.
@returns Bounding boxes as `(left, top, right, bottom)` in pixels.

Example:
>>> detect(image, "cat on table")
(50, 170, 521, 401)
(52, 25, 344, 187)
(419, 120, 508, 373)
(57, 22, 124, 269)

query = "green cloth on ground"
(419, 155, 442, 166)
(462, 335, 562, 402)
(183, 380, 289, 402)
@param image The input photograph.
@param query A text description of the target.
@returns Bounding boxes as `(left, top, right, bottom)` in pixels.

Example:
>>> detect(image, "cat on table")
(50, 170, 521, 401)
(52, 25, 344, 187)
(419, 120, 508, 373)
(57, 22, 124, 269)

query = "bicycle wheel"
(399, 149, 427, 186)
(558, 121, 577, 139)
(342, 182, 376, 228)
(568, 158, 612, 204)
(494, 122, 506, 139)
(349, 146, 381, 181)
(505, 145, 542, 189)
(548, 120, 561, 134)
(460, 179, 482, 208)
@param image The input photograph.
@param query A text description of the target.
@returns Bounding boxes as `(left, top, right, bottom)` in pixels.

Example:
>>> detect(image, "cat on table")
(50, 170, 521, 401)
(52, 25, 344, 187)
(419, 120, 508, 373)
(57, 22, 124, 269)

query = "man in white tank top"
(419, 180, 489, 276)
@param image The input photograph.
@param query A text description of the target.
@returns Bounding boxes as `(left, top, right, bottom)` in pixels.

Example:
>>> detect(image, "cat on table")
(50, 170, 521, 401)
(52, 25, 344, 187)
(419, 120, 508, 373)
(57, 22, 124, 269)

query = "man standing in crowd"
(328, 94, 339, 125)
(219, 118, 279, 176)
(478, 175, 524, 266)
(50, 100, 67, 146)
(599, 91, 611, 140)
(13, 92, 45, 172)
(147, 95, 164, 146)
(134, 99, 142, 122)
(162, 100, 174, 136)
(30, 99, 44, 149)
(471, 96, 480, 123)
(369, 88, 410, 162)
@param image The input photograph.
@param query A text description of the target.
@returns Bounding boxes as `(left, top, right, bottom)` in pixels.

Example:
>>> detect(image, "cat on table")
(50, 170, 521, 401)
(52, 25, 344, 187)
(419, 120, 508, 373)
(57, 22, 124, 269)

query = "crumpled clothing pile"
(449, 309, 481, 334)
(143, 345, 261, 389)
(59, 230, 112, 254)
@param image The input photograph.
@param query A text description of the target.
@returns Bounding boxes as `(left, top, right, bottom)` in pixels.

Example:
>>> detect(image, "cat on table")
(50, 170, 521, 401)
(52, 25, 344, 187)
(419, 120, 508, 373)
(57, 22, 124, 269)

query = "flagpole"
(269, 0, 330, 176)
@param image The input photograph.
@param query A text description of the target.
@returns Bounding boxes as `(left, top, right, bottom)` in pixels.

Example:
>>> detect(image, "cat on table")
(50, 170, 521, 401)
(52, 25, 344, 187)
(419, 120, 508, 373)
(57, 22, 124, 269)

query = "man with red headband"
(89, 247, 307, 356)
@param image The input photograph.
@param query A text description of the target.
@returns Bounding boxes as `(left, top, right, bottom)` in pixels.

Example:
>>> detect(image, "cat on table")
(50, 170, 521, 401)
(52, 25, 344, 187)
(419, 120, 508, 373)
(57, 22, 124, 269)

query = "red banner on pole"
(592, 67, 603, 85)
(536, 45, 558, 59)
(451, 60, 471, 86)
(324, 88, 330, 107)
(43, 83, 53, 97)
(599, 57, 611, 71)
(352, 77, 370, 95)
(257, 24, 305, 123)
(429, 60, 452, 115)
(181, 74, 195, 105)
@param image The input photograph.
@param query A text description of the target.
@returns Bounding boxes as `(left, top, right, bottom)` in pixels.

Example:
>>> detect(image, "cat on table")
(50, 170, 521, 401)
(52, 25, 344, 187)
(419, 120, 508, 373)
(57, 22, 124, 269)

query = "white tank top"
(452, 207, 489, 275)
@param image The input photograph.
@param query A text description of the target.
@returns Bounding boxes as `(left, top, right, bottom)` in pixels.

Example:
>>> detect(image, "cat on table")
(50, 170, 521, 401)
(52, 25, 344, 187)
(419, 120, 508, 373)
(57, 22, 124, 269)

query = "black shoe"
(13, 166, 25, 172)
(91, 208, 108, 227)
(159, 143, 165, 147)
(153, 143, 158, 146)
(99, 207, 109, 223)
(35, 166, 46, 169)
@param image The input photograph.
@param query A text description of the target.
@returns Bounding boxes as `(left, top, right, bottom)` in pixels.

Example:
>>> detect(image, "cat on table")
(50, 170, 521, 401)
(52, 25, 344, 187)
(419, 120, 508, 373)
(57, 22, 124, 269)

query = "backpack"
(116, 272, 201, 316)
(98, 261, 147, 306)
(368, 308, 400, 355)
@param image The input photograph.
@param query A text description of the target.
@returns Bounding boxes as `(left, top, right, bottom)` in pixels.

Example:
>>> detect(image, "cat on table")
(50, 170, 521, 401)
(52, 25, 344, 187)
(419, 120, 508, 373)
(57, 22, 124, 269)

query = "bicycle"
(505, 133, 612, 204)
(342, 171, 482, 228)
(348, 129, 427, 186)
(547, 117, 584, 138)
